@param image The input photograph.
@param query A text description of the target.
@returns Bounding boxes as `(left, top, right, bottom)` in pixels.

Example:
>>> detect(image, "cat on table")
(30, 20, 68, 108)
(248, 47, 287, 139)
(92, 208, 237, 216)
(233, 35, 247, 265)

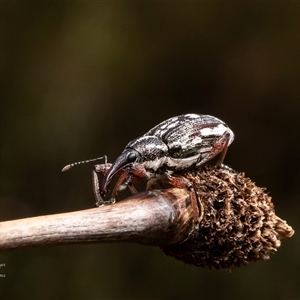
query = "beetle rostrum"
(62, 114, 234, 206)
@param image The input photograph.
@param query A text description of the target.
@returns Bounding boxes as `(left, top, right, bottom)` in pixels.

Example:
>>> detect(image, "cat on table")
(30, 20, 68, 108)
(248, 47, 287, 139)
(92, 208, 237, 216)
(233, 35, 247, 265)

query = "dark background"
(0, 3, 299, 300)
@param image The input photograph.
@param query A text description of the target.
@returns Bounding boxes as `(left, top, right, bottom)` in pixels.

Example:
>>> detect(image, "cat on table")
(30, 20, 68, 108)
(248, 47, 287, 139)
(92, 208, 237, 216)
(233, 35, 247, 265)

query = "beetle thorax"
(126, 136, 168, 173)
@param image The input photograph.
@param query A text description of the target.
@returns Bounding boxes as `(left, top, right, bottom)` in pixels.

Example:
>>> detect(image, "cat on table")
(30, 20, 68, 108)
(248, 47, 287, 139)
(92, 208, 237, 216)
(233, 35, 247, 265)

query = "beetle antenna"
(62, 156, 107, 172)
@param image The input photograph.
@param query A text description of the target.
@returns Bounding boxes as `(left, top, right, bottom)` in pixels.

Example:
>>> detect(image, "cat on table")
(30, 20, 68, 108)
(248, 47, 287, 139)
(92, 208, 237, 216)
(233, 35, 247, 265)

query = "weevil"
(62, 114, 234, 206)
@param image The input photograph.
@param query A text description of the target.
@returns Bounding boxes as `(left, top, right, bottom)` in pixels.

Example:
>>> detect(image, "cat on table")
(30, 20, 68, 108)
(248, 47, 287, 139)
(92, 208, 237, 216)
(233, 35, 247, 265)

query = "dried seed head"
(160, 167, 294, 269)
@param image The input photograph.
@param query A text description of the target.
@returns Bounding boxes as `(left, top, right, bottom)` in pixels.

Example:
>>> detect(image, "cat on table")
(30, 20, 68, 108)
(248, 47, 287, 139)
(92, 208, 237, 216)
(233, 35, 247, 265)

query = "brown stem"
(0, 188, 195, 252)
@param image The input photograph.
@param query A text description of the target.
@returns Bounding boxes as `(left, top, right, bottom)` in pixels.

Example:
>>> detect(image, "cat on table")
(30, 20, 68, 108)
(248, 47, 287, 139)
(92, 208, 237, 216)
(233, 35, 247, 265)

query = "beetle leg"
(130, 162, 152, 179)
(126, 162, 153, 192)
(197, 131, 231, 168)
(119, 173, 138, 194)
(111, 169, 130, 199)
(215, 131, 231, 167)
(111, 169, 141, 198)
(93, 169, 105, 206)
(112, 162, 151, 198)
(93, 163, 113, 206)
(166, 173, 202, 224)
(127, 181, 138, 194)
(166, 173, 194, 190)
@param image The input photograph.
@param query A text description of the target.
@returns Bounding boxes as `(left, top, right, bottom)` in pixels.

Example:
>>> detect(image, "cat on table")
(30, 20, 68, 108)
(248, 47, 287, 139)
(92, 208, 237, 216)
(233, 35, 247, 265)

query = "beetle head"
(99, 148, 140, 196)
(100, 136, 168, 196)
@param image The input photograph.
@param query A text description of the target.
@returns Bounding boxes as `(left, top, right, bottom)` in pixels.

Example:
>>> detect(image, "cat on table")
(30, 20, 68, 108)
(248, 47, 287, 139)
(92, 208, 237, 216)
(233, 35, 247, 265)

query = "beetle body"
(62, 113, 234, 206)
(100, 114, 234, 199)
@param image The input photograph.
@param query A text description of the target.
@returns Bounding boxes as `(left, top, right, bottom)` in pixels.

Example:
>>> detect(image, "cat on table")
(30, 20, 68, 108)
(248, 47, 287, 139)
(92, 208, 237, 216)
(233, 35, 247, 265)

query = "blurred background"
(0, 3, 299, 299)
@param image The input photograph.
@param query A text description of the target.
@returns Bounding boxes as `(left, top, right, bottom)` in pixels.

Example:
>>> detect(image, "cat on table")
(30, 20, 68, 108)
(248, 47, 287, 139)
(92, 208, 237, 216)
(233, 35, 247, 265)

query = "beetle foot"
(220, 164, 235, 172)
(95, 197, 116, 207)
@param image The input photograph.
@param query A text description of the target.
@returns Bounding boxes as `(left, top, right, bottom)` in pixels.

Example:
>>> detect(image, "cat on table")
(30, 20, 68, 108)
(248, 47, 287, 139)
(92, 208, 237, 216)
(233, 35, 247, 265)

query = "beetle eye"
(127, 152, 137, 163)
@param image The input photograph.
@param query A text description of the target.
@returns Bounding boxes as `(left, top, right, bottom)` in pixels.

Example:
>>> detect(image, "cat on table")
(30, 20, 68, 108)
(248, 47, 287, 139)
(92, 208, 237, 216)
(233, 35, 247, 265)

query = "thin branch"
(0, 188, 195, 251)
